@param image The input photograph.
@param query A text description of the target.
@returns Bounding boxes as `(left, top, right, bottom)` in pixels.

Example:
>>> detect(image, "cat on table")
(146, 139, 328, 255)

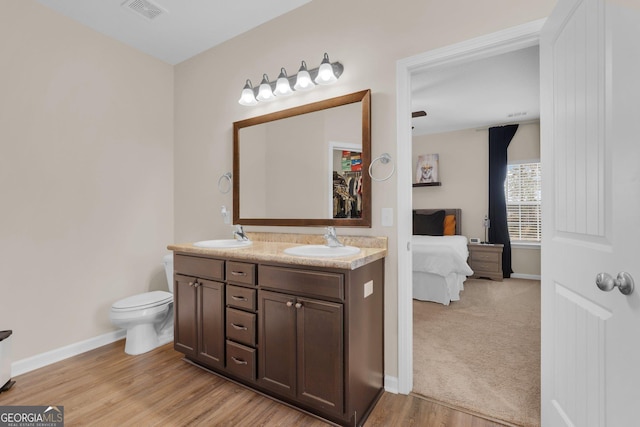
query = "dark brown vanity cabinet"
(173, 255, 225, 369)
(224, 261, 258, 381)
(259, 289, 344, 413)
(172, 252, 384, 427)
(257, 261, 384, 426)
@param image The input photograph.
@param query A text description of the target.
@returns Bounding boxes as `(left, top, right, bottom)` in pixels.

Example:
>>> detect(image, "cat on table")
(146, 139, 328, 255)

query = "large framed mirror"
(233, 89, 371, 227)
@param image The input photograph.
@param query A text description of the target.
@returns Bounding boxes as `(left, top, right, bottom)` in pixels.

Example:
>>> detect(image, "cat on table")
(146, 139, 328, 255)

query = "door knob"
(595, 272, 635, 295)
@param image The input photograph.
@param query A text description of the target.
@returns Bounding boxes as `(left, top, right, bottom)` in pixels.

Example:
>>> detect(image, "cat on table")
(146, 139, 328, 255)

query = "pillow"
(443, 214, 456, 235)
(413, 210, 445, 236)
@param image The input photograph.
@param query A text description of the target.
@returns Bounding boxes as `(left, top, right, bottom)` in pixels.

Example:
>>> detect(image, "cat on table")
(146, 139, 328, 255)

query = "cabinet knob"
(295, 302, 302, 309)
(286, 301, 293, 307)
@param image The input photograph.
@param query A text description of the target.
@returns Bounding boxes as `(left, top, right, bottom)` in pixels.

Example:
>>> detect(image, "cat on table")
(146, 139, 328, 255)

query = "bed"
(412, 209, 474, 305)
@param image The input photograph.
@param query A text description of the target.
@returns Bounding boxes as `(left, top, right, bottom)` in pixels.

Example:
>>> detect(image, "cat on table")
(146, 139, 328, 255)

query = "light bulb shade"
(314, 53, 338, 85)
(294, 61, 315, 91)
(238, 79, 257, 106)
(273, 68, 293, 96)
(256, 74, 275, 102)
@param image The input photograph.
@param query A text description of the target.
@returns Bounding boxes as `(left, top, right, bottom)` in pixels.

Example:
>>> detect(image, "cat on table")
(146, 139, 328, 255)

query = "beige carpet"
(413, 278, 541, 427)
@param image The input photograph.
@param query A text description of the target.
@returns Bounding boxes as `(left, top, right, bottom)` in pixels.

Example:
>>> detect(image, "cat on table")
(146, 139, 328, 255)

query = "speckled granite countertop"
(167, 232, 387, 270)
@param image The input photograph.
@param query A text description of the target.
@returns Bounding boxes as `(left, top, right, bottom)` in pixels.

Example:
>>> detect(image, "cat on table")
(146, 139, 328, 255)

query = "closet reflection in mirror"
(331, 144, 362, 219)
(234, 89, 371, 227)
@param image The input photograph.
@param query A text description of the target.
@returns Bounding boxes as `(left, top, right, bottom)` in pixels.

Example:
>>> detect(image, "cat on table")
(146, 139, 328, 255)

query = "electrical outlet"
(364, 280, 374, 298)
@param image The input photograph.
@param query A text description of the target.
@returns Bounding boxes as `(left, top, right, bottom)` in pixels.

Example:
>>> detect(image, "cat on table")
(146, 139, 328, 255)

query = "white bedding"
(412, 235, 473, 305)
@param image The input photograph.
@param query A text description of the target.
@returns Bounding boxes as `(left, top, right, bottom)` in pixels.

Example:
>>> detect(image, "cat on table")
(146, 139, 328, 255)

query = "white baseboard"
(511, 273, 541, 280)
(11, 330, 126, 377)
(384, 375, 399, 394)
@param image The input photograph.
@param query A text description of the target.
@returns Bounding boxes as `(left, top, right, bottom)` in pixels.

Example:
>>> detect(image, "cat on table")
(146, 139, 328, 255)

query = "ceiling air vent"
(122, 0, 165, 21)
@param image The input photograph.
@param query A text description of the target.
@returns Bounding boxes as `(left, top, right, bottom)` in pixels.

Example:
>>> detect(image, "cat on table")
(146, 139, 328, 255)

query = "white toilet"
(110, 254, 174, 355)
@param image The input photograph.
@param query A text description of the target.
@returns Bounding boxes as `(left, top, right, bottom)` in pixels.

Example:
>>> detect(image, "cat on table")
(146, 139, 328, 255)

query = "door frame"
(395, 19, 546, 394)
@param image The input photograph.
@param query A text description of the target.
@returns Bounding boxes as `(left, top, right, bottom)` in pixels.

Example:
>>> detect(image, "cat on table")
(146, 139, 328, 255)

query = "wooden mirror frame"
(233, 89, 371, 227)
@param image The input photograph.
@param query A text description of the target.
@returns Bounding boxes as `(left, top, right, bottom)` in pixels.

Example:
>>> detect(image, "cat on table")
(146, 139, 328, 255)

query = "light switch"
(381, 208, 393, 227)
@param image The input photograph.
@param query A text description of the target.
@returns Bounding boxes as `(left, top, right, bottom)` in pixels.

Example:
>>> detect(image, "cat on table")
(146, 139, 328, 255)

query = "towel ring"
(217, 172, 232, 194)
(368, 153, 395, 182)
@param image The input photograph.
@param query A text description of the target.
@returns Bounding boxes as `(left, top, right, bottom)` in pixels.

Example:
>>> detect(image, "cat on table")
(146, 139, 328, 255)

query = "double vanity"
(167, 232, 386, 427)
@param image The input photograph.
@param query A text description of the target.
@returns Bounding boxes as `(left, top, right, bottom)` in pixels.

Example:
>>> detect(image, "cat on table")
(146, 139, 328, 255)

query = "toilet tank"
(163, 254, 174, 293)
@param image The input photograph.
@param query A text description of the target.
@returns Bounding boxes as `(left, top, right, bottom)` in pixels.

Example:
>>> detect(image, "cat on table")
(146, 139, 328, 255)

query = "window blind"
(505, 162, 541, 242)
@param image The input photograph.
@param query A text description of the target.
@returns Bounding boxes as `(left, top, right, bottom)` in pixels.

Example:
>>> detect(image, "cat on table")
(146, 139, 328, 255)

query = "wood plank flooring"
(0, 341, 506, 426)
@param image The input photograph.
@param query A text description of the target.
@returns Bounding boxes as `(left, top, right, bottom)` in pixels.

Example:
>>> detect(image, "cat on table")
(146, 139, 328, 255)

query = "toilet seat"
(112, 291, 173, 312)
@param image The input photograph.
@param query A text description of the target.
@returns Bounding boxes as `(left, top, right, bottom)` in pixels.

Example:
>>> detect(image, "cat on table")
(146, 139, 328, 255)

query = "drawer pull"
(231, 271, 247, 276)
(231, 323, 248, 330)
(231, 295, 248, 301)
(231, 356, 248, 365)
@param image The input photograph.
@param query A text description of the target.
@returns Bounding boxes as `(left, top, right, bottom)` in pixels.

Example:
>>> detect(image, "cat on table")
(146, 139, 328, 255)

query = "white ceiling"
(411, 45, 540, 136)
(36, 1, 539, 135)
(36, 0, 311, 65)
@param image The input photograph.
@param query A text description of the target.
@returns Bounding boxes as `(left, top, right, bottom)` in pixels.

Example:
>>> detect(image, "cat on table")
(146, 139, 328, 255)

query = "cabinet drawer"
(226, 341, 256, 381)
(226, 308, 256, 347)
(259, 265, 344, 300)
(226, 261, 256, 286)
(174, 255, 224, 281)
(471, 251, 501, 263)
(472, 261, 500, 273)
(226, 285, 257, 311)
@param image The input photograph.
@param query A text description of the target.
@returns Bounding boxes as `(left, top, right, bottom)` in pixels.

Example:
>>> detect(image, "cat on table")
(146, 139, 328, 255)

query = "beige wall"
(413, 128, 488, 238)
(412, 123, 541, 277)
(0, 2, 174, 361)
(174, 0, 554, 380)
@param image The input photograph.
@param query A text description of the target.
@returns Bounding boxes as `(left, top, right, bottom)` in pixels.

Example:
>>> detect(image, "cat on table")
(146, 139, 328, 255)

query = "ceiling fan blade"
(412, 111, 427, 118)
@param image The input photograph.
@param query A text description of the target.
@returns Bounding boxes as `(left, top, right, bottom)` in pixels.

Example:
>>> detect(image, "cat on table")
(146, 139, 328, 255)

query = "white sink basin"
(193, 239, 252, 249)
(283, 245, 360, 258)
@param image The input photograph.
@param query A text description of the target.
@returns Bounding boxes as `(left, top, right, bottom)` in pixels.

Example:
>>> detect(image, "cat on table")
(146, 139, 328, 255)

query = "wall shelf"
(412, 182, 442, 187)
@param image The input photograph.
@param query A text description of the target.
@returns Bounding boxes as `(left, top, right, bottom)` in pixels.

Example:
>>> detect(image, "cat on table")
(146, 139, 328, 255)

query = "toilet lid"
(112, 291, 173, 311)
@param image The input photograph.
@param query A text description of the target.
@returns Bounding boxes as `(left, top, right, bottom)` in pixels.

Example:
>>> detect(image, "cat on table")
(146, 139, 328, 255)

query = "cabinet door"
(174, 274, 197, 358)
(258, 290, 296, 397)
(296, 297, 344, 414)
(197, 279, 225, 368)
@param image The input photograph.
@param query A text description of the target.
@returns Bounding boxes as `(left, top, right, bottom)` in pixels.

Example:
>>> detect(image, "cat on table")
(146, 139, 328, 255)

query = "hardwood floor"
(0, 341, 505, 426)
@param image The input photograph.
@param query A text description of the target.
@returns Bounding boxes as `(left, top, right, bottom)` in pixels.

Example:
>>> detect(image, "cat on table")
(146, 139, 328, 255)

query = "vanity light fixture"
(256, 74, 276, 102)
(238, 80, 258, 106)
(293, 61, 314, 91)
(274, 68, 294, 96)
(238, 53, 344, 106)
(315, 53, 338, 85)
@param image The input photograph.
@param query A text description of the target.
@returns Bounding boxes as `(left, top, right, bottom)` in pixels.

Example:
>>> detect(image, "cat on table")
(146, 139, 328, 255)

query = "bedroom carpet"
(412, 278, 541, 427)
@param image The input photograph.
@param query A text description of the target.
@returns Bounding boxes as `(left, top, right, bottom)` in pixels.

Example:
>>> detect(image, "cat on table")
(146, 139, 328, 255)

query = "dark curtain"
(488, 124, 519, 278)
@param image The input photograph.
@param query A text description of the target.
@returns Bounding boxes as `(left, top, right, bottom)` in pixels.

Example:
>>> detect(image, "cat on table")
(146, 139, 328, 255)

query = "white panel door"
(540, 0, 640, 426)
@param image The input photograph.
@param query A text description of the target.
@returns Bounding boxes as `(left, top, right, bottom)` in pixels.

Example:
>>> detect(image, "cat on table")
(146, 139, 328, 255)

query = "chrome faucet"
(233, 224, 250, 241)
(323, 226, 344, 247)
